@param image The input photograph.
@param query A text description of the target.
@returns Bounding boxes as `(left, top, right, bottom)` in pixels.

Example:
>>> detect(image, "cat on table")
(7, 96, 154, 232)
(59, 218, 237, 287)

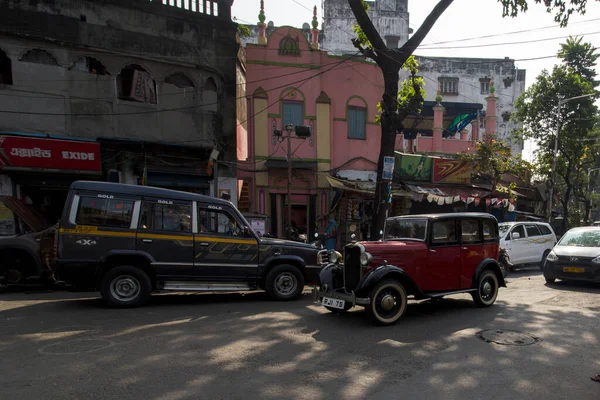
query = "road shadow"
(0, 286, 599, 400)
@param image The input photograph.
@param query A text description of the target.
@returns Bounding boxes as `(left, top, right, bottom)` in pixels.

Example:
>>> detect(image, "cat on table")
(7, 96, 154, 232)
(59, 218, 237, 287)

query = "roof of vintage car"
(70, 181, 232, 206)
(390, 213, 497, 220)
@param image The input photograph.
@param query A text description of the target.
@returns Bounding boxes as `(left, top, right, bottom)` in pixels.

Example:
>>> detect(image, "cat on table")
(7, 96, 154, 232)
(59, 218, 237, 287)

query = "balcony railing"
(150, 0, 220, 17)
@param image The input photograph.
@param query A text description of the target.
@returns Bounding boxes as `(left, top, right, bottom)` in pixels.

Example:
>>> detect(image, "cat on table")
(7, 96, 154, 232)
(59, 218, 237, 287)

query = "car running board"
(425, 289, 478, 298)
(161, 281, 252, 291)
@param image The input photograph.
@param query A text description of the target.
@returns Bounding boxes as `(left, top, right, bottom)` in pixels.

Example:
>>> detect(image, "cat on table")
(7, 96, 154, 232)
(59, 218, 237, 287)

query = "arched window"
(0, 48, 12, 85)
(117, 64, 157, 104)
(71, 57, 109, 75)
(205, 77, 217, 91)
(278, 35, 300, 56)
(20, 49, 59, 66)
(165, 73, 195, 88)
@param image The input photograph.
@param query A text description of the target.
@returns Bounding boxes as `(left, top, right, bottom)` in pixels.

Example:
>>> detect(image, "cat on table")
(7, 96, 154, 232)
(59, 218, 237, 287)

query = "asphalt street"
(1, 270, 599, 400)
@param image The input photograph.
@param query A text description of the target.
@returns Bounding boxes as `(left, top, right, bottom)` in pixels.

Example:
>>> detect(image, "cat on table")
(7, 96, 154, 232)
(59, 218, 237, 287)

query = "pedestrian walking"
(326, 216, 338, 251)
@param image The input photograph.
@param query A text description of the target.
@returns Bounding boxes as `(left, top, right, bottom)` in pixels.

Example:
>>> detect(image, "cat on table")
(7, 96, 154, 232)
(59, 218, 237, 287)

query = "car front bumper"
(544, 260, 600, 282)
(312, 286, 370, 306)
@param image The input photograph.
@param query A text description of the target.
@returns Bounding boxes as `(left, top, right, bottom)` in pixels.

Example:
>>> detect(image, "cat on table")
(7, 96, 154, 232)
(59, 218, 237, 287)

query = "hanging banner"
(382, 156, 395, 180)
(394, 153, 432, 182)
(432, 158, 472, 184)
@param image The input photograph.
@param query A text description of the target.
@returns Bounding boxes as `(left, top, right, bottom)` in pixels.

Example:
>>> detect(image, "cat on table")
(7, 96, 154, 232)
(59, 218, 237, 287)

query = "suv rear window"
(140, 202, 192, 233)
(539, 225, 552, 235)
(76, 196, 134, 228)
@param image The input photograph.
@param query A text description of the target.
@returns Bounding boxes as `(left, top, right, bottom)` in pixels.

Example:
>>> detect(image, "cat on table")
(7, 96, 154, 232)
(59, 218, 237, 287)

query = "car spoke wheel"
(110, 275, 141, 302)
(100, 266, 152, 308)
(265, 264, 304, 301)
(472, 270, 499, 307)
(366, 280, 407, 326)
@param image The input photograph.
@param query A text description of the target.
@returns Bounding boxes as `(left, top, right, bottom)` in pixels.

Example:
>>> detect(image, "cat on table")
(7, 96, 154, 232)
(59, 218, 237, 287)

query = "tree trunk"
(562, 183, 572, 233)
(371, 66, 401, 240)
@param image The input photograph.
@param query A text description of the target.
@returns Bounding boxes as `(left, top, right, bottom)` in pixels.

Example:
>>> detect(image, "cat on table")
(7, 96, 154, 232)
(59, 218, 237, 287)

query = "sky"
(232, 0, 600, 161)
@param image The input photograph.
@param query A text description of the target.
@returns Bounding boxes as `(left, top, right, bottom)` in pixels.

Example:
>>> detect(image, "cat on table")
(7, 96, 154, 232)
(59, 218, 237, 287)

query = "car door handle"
(142, 239, 153, 243)
(199, 242, 210, 246)
(429, 249, 436, 253)
(462, 247, 468, 250)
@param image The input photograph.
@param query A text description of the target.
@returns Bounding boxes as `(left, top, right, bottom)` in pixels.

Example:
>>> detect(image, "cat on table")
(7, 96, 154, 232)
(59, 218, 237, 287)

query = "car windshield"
(498, 224, 511, 236)
(558, 229, 600, 247)
(384, 218, 427, 241)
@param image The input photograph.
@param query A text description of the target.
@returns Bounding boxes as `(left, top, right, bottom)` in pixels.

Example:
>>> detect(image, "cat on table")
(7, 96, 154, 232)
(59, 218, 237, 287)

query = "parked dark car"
(0, 196, 55, 284)
(543, 226, 600, 283)
(54, 181, 324, 307)
(313, 213, 506, 326)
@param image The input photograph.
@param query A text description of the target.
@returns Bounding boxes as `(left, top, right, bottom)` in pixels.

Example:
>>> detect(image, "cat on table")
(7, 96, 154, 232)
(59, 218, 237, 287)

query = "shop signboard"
(394, 153, 432, 182)
(0, 136, 101, 172)
(432, 158, 472, 184)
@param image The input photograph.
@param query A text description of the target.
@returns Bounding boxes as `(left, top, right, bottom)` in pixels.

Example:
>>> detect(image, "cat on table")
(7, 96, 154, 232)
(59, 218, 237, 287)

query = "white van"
(499, 222, 557, 269)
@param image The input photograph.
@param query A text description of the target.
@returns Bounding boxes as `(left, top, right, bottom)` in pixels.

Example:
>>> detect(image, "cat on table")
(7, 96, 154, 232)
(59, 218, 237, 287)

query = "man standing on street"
(326, 216, 338, 251)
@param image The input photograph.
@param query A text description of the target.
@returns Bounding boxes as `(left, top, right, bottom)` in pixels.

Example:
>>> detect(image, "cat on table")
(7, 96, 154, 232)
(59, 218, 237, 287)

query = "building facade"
(0, 0, 238, 223)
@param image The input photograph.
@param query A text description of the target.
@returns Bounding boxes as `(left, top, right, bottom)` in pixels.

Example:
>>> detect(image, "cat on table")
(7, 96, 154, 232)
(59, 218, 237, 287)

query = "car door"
(524, 224, 544, 263)
(424, 219, 461, 291)
(507, 224, 527, 264)
(137, 197, 194, 278)
(459, 218, 484, 289)
(194, 203, 259, 282)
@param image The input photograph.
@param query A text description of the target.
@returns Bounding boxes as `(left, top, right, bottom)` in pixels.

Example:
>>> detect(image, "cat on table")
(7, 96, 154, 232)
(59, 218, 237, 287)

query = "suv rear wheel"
(265, 264, 304, 301)
(472, 269, 499, 307)
(100, 266, 152, 308)
(366, 280, 408, 326)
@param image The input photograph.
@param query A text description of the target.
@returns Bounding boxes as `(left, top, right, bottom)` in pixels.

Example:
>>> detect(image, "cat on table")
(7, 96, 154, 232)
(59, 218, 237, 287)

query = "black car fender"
(317, 263, 344, 290)
(0, 241, 44, 276)
(356, 265, 426, 299)
(472, 258, 507, 288)
(96, 250, 157, 281)
(263, 254, 307, 276)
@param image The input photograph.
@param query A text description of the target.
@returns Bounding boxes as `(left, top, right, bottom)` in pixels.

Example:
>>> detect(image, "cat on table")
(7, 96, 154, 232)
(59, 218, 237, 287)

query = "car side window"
(461, 219, 482, 243)
(76, 196, 134, 228)
(526, 225, 542, 237)
(198, 207, 244, 236)
(539, 225, 552, 235)
(509, 225, 525, 240)
(482, 220, 498, 241)
(431, 220, 457, 245)
(139, 202, 192, 233)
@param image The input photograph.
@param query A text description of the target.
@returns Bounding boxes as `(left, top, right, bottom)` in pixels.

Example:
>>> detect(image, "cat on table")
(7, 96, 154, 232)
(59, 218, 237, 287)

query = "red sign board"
(432, 159, 472, 184)
(0, 136, 101, 172)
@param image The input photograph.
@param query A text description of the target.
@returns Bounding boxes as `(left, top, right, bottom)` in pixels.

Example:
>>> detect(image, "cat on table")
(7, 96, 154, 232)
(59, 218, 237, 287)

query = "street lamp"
(587, 167, 600, 223)
(546, 93, 597, 223)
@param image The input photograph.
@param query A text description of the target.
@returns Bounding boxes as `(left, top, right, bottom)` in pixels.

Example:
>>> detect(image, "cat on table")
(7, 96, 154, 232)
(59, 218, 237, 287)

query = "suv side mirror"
(512, 232, 520, 239)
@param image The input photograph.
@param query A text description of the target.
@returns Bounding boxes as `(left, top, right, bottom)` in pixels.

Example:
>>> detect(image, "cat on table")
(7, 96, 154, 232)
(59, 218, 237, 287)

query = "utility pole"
(286, 124, 293, 240)
(546, 93, 596, 223)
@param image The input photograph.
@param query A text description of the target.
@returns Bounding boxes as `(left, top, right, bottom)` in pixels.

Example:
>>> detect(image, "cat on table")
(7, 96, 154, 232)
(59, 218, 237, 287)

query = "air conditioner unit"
(295, 125, 312, 137)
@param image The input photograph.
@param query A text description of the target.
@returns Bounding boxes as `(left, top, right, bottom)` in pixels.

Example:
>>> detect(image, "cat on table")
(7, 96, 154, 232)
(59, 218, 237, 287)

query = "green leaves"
(498, 0, 593, 27)
(237, 24, 251, 38)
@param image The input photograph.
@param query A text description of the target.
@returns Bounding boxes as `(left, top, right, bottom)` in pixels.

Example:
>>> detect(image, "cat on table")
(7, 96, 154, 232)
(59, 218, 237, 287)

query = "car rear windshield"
(558, 229, 600, 247)
(385, 218, 427, 241)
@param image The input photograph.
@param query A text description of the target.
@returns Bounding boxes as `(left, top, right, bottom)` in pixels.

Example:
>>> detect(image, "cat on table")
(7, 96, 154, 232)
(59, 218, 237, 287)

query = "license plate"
(563, 267, 585, 273)
(321, 297, 345, 309)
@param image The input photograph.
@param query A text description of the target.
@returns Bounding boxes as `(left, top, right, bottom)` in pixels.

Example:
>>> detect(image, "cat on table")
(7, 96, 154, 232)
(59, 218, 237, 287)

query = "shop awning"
(405, 183, 490, 198)
(326, 175, 411, 197)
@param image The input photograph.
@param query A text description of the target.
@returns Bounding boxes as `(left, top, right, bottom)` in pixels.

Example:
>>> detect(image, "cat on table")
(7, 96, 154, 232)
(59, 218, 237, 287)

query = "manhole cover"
(38, 339, 114, 355)
(476, 330, 540, 346)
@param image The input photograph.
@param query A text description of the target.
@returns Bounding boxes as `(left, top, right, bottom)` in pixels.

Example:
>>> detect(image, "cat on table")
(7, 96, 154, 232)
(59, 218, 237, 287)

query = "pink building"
(240, 4, 498, 240)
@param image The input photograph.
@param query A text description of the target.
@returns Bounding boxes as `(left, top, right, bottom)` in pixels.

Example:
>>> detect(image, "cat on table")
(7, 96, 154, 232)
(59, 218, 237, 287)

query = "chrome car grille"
(343, 245, 362, 291)
(317, 249, 329, 265)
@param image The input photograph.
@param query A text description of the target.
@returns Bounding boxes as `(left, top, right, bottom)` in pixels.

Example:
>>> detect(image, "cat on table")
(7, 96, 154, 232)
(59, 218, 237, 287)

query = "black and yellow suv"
(53, 181, 322, 307)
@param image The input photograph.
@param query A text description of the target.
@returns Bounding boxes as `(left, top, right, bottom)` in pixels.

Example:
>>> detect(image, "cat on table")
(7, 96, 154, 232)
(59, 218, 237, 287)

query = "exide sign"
(0, 136, 101, 172)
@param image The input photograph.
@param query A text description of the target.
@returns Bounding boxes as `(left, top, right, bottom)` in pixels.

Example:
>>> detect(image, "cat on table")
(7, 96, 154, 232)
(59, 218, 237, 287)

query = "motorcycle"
(498, 248, 513, 278)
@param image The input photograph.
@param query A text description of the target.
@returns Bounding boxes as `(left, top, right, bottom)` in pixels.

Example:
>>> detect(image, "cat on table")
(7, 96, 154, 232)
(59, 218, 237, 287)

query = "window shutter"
(348, 108, 366, 139)
(283, 102, 303, 127)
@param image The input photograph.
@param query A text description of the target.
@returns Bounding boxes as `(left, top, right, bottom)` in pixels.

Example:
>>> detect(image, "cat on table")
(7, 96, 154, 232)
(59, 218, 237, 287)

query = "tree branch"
(348, 0, 387, 50)
(395, 0, 454, 61)
(351, 38, 378, 62)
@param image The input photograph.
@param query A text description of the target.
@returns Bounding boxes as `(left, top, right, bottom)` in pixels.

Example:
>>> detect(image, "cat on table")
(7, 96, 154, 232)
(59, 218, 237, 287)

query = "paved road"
(1, 270, 599, 400)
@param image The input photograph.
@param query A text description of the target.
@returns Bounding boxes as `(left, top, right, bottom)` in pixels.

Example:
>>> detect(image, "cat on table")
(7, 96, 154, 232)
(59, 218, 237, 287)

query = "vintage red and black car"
(313, 213, 506, 325)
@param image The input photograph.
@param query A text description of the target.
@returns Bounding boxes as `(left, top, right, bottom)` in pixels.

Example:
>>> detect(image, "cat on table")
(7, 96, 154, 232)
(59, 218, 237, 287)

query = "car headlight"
(546, 251, 558, 262)
(592, 256, 600, 264)
(360, 251, 372, 266)
(329, 250, 342, 264)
